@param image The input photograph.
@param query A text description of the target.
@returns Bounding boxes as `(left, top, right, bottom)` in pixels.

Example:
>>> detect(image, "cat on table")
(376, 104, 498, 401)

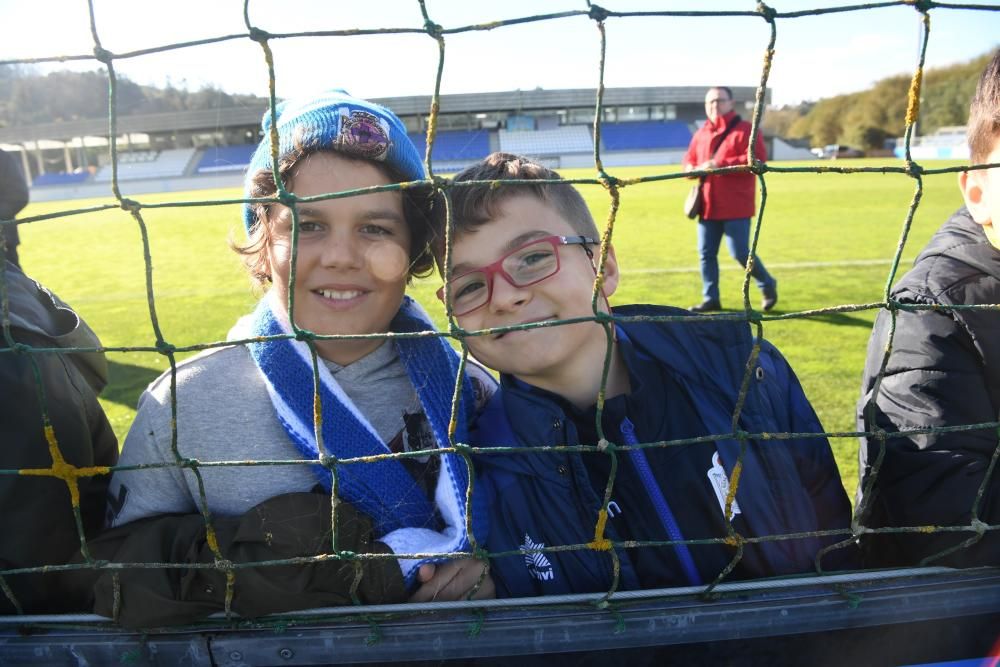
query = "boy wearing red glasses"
(434, 152, 855, 597)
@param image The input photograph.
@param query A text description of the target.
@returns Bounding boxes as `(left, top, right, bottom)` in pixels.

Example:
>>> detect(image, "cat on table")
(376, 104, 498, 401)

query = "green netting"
(1, 0, 1000, 632)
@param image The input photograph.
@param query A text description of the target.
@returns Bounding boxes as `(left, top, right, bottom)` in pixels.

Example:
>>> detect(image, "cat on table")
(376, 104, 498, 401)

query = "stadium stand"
(93, 148, 197, 182)
(498, 125, 593, 157)
(195, 144, 256, 174)
(600, 121, 692, 151)
(32, 172, 90, 187)
(407, 129, 491, 163)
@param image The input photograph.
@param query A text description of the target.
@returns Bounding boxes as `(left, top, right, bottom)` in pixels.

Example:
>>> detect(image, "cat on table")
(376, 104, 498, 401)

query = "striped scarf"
(231, 292, 480, 584)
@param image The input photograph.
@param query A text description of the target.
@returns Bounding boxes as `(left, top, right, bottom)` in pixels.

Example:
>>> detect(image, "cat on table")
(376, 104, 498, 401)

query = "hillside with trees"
(0, 65, 265, 127)
(764, 51, 993, 150)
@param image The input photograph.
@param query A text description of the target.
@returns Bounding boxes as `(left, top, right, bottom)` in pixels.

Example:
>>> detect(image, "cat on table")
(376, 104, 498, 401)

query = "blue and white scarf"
(231, 292, 481, 584)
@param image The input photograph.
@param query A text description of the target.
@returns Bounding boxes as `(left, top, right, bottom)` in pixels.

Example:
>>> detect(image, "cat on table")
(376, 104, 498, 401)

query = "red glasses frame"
(437, 234, 598, 316)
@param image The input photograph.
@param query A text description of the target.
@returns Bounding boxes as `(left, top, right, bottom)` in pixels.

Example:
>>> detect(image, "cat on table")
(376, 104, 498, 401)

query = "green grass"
(16, 158, 967, 499)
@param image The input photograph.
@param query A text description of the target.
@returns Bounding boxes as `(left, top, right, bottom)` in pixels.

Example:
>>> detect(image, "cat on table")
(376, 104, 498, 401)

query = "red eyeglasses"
(437, 235, 598, 316)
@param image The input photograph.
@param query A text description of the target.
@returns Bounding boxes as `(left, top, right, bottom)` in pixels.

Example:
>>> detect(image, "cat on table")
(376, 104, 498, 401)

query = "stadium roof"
(0, 85, 766, 144)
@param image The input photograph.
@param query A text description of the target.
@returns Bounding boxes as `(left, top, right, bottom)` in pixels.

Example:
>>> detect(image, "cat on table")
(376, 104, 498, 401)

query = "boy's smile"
(446, 194, 623, 406)
(266, 151, 411, 365)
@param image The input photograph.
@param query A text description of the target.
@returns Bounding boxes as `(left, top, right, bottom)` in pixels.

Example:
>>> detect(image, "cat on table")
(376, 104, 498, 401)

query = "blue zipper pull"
(619, 416, 637, 443)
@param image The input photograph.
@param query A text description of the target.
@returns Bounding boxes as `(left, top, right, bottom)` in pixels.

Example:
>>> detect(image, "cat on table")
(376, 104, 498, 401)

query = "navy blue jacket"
(473, 305, 856, 597)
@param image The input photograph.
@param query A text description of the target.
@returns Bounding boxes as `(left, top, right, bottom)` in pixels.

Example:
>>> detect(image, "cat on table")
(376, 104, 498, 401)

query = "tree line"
(763, 51, 993, 150)
(2, 52, 994, 150)
(0, 66, 265, 127)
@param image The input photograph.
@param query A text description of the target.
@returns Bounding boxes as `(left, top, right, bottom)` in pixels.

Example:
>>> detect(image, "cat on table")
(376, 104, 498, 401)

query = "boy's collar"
(498, 323, 645, 410)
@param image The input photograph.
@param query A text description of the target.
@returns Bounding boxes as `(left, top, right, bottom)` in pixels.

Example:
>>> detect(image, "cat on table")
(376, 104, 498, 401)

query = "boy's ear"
(600, 244, 621, 299)
(959, 169, 993, 225)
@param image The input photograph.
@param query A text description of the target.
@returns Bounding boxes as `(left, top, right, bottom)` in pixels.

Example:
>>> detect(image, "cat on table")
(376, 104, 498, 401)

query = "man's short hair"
(430, 152, 597, 266)
(710, 86, 733, 100)
(968, 49, 1000, 165)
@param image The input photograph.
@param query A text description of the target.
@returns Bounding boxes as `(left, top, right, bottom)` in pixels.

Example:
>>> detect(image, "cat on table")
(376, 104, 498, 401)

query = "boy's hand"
(409, 558, 495, 602)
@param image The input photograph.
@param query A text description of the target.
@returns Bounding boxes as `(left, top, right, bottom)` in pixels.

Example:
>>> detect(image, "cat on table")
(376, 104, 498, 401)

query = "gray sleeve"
(106, 390, 197, 527)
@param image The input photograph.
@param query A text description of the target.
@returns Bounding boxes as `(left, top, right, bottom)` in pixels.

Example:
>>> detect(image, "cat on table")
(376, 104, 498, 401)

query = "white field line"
(620, 257, 914, 275)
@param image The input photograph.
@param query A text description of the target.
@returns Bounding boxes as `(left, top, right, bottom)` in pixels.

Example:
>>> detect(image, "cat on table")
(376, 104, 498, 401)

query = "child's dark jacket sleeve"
(858, 306, 1000, 567)
(64, 492, 405, 629)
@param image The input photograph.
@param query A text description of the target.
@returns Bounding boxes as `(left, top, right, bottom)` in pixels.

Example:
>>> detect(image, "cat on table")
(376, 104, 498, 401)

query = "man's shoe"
(690, 299, 722, 313)
(762, 284, 778, 311)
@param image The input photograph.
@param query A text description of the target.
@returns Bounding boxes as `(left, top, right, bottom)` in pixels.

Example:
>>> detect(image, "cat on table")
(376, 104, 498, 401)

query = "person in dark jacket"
(0, 261, 118, 613)
(0, 149, 29, 267)
(431, 153, 856, 597)
(857, 50, 1000, 568)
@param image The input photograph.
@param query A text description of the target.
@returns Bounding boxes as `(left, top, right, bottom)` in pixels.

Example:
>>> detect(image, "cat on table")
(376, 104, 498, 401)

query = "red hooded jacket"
(682, 111, 766, 221)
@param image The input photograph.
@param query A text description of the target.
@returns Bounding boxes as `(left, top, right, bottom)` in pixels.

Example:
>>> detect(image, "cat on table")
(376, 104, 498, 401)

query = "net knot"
(904, 0, 934, 13)
(294, 328, 316, 342)
(588, 4, 610, 22)
(178, 457, 200, 470)
(248, 27, 271, 43)
(599, 172, 621, 189)
(971, 518, 989, 536)
(92, 46, 114, 64)
(597, 438, 615, 452)
(423, 19, 443, 38)
(756, 2, 777, 23)
(320, 454, 337, 468)
(431, 174, 451, 191)
(724, 532, 746, 547)
(118, 198, 141, 212)
(904, 160, 924, 178)
(155, 340, 176, 354)
(214, 558, 234, 572)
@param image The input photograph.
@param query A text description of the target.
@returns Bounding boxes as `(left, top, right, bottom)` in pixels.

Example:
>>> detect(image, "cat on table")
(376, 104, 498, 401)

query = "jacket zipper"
(620, 417, 703, 586)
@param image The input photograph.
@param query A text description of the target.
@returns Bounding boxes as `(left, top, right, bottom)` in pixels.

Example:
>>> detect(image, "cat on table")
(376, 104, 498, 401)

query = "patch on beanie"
(337, 109, 390, 161)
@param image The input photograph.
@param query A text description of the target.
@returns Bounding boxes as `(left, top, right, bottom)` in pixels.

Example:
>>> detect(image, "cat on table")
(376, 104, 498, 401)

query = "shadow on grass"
(102, 359, 162, 409)
(711, 309, 875, 330)
(795, 312, 875, 329)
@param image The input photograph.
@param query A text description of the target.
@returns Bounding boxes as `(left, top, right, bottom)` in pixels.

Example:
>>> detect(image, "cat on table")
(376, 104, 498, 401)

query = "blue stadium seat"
(32, 172, 90, 187)
(498, 126, 593, 156)
(408, 130, 491, 162)
(195, 144, 256, 174)
(600, 121, 692, 151)
(93, 148, 197, 182)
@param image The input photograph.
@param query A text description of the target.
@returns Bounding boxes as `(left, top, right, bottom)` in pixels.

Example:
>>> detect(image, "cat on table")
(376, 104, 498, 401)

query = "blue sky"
(2, 1, 998, 107)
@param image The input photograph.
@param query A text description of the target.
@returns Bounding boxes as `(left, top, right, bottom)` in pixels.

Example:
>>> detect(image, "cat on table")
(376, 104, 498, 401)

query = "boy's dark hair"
(968, 49, 1000, 165)
(430, 152, 597, 266)
(234, 146, 435, 285)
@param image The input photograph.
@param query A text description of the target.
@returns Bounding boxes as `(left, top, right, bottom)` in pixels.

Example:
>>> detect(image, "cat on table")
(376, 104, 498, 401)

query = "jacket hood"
(3, 261, 108, 393)
(612, 304, 753, 400)
(900, 207, 1000, 296)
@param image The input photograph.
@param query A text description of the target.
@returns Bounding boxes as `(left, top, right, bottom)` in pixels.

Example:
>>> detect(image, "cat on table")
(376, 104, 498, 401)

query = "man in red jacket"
(683, 86, 776, 312)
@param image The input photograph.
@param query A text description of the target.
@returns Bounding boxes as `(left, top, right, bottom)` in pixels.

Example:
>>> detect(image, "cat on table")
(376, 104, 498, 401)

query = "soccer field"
(15, 158, 968, 498)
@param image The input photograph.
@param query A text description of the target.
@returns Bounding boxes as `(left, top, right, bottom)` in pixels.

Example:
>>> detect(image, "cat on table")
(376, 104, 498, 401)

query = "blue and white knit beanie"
(242, 89, 425, 232)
